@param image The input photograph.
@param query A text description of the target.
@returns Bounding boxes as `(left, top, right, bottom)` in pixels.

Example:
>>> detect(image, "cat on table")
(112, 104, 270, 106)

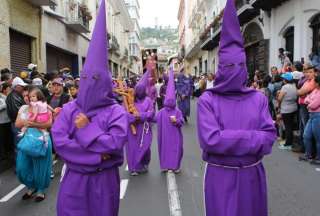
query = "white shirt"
(155, 83, 163, 98)
(292, 71, 304, 80)
(206, 80, 214, 89)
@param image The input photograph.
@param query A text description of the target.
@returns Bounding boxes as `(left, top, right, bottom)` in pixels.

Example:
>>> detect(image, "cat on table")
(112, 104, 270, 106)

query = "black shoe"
(22, 190, 36, 200)
(292, 146, 303, 153)
(299, 155, 312, 162)
(34, 194, 45, 202)
(184, 116, 188, 123)
(310, 159, 320, 166)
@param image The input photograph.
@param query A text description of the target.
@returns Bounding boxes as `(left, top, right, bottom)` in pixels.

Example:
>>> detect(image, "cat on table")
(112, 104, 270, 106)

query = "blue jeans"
(303, 112, 320, 159)
(299, 105, 309, 149)
(11, 122, 21, 147)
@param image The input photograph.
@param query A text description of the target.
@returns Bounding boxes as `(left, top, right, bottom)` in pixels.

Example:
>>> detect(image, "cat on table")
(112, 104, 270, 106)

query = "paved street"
(1, 100, 320, 216)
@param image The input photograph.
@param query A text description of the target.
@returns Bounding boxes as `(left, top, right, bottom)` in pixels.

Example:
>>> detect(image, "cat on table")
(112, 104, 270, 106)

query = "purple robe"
(51, 1, 128, 215)
(52, 102, 128, 216)
(126, 85, 155, 172)
(147, 85, 157, 107)
(160, 74, 168, 103)
(197, 0, 277, 215)
(157, 67, 183, 170)
(198, 92, 276, 216)
(156, 107, 183, 170)
(176, 73, 191, 117)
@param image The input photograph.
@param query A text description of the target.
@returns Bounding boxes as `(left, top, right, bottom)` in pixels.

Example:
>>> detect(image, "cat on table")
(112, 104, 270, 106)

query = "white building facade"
(41, 0, 98, 76)
(107, 0, 133, 78)
(264, 0, 320, 68)
(0, 0, 136, 78)
(125, 0, 142, 75)
(180, 0, 320, 79)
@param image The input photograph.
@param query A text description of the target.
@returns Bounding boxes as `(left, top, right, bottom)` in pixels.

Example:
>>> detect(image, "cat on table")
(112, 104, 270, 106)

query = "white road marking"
(120, 179, 129, 199)
(316, 168, 320, 172)
(0, 159, 59, 202)
(0, 184, 25, 202)
(167, 171, 182, 216)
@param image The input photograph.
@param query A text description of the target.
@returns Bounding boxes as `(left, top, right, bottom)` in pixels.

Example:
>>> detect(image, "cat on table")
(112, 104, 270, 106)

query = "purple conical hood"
(209, 0, 255, 95)
(76, 0, 115, 116)
(135, 70, 150, 99)
(163, 67, 176, 108)
(137, 70, 150, 89)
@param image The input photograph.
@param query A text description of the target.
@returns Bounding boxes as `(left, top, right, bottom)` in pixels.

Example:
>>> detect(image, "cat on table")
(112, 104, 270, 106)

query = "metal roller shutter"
(9, 29, 32, 74)
(46, 45, 78, 75)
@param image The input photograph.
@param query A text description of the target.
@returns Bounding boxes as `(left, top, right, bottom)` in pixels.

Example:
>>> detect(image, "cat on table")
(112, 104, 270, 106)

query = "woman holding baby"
(15, 86, 52, 202)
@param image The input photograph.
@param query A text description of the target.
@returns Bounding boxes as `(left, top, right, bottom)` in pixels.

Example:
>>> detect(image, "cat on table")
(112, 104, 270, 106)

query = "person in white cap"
(28, 63, 37, 71)
(32, 78, 50, 98)
(5, 77, 27, 147)
(32, 78, 42, 86)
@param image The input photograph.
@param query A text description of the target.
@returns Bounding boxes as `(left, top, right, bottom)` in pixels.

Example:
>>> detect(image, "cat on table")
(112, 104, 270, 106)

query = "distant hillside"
(141, 27, 178, 43)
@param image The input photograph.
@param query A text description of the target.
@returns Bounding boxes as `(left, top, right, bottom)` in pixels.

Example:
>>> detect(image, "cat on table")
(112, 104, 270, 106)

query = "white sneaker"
(174, 169, 181, 174)
(130, 172, 139, 176)
(278, 145, 292, 150)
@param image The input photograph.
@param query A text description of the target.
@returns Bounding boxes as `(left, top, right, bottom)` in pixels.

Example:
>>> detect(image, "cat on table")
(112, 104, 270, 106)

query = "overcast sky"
(139, 0, 179, 28)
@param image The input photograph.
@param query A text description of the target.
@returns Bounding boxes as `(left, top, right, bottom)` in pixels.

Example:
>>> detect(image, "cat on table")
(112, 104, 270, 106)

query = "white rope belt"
(208, 159, 262, 170)
(139, 121, 150, 148)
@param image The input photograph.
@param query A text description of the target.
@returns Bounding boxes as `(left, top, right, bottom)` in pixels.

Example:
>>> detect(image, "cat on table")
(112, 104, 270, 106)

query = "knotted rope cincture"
(139, 121, 150, 148)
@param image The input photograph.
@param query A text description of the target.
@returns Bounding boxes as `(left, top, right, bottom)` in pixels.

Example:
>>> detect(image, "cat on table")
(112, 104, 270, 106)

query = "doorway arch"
(283, 26, 294, 62)
(243, 22, 267, 81)
(310, 13, 320, 54)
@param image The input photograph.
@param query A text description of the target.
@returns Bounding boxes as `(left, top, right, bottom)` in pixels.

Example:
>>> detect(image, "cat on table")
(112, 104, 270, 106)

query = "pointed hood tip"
(134, 69, 150, 99)
(76, 0, 115, 115)
(163, 67, 176, 108)
(209, 0, 255, 95)
(136, 69, 150, 89)
(219, 0, 246, 63)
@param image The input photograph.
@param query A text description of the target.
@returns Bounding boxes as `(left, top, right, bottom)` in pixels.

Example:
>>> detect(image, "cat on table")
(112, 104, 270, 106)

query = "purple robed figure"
(51, 1, 128, 215)
(126, 71, 155, 175)
(197, 0, 277, 216)
(157, 67, 184, 172)
(176, 71, 191, 122)
(147, 78, 157, 107)
(160, 74, 168, 104)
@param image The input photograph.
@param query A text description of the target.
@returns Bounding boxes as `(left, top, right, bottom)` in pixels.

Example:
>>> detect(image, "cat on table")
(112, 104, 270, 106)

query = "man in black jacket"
(6, 77, 27, 147)
(47, 77, 70, 178)
(47, 78, 70, 113)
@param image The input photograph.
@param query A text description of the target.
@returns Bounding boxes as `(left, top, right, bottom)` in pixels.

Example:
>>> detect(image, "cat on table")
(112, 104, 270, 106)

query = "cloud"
(139, 0, 179, 28)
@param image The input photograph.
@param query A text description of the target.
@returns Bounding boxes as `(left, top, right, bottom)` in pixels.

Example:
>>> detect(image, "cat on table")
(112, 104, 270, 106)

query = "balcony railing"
(129, 46, 140, 59)
(188, 0, 203, 28)
(236, 0, 250, 10)
(27, 0, 56, 7)
(109, 35, 121, 56)
(65, 1, 90, 33)
(236, 0, 260, 25)
(199, 9, 223, 41)
(251, 0, 289, 11)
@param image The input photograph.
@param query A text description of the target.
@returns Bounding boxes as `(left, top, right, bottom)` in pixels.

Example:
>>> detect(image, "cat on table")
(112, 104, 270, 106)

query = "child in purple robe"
(126, 71, 155, 176)
(157, 66, 184, 172)
(51, 1, 128, 215)
(197, 0, 277, 216)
